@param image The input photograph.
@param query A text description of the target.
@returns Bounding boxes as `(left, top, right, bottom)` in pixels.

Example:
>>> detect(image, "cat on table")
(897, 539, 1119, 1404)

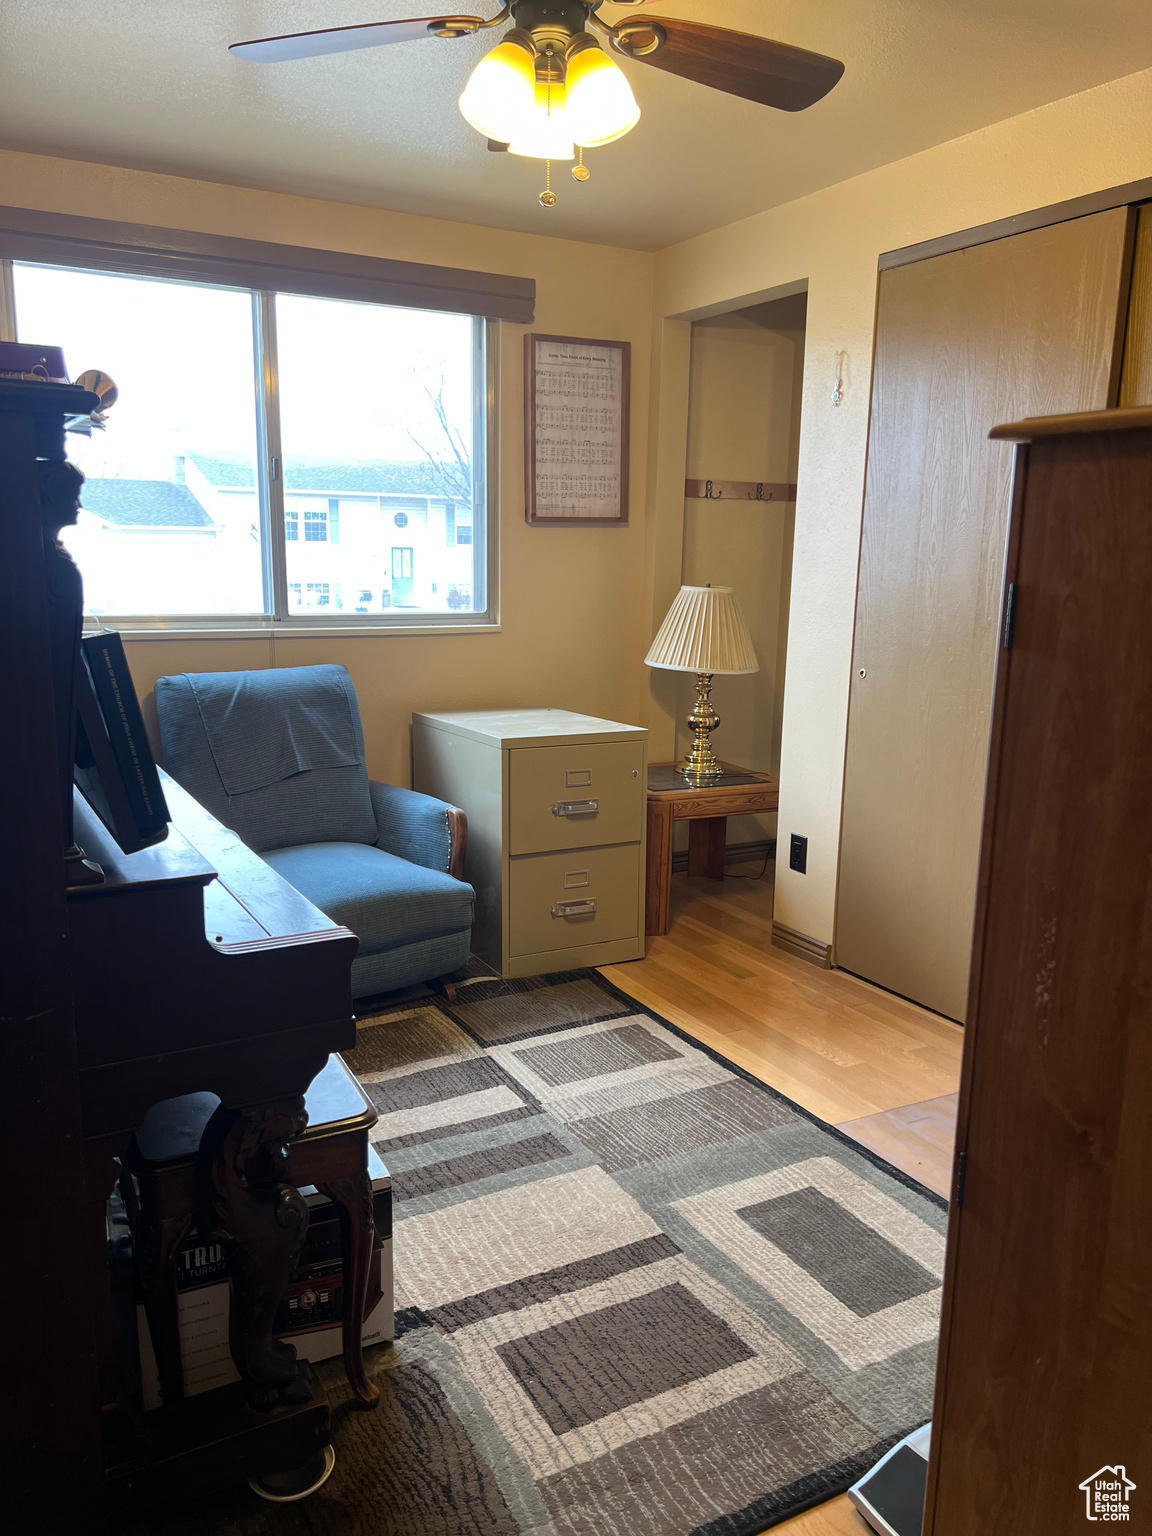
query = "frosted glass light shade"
(459, 38, 537, 142)
(508, 80, 575, 161)
(645, 585, 759, 674)
(565, 44, 640, 147)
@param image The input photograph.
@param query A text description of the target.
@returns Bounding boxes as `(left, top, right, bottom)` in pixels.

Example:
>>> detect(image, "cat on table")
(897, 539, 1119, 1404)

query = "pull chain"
(573, 145, 589, 184)
(539, 48, 558, 207)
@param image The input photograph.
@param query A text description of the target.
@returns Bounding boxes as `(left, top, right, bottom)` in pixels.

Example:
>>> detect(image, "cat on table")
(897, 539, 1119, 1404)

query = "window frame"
(0, 257, 499, 636)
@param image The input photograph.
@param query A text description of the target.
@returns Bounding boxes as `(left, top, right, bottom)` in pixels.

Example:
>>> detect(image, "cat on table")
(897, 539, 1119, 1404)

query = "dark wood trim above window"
(0, 204, 535, 323)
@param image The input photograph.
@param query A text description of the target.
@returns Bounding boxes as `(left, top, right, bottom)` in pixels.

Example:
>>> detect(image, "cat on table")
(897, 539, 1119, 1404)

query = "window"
(12, 265, 263, 617)
(275, 294, 481, 621)
(284, 495, 336, 553)
(7, 263, 491, 626)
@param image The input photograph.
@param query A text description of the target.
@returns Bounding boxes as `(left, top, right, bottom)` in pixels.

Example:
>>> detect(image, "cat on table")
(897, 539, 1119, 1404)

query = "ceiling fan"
(230, 1, 844, 207)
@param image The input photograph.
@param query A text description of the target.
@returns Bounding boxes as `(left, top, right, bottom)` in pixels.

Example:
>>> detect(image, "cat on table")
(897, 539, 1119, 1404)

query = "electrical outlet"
(789, 834, 808, 874)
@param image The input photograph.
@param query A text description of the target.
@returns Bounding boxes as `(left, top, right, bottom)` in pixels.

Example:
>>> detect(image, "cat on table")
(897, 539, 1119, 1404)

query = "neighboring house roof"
(188, 450, 467, 500)
(80, 478, 215, 528)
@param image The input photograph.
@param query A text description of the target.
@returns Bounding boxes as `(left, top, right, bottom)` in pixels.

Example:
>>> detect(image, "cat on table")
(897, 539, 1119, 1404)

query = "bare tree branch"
(405, 364, 472, 504)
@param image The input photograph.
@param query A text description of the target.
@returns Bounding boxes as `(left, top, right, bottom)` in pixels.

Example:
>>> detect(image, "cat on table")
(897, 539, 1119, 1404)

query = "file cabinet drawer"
(509, 741, 644, 855)
(508, 844, 640, 957)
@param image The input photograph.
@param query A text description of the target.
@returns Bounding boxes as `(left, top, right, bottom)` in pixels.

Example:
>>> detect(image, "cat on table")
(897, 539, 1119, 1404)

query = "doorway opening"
(671, 289, 807, 876)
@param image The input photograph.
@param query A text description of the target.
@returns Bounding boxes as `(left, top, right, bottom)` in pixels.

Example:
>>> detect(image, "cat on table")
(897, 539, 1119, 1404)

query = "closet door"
(1119, 203, 1152, 405)
(835, 210, 1131, 1020)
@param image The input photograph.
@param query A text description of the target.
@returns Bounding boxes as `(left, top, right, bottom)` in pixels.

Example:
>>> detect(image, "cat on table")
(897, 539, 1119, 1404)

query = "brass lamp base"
(682, 672, 722, 786)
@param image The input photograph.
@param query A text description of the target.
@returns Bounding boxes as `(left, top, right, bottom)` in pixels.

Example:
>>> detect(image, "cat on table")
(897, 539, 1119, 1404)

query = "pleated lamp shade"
(644, 585, 759, 675)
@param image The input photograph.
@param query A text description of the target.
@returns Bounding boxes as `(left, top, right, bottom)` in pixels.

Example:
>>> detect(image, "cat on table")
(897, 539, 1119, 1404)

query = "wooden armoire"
(923, 408, 1152, 1534)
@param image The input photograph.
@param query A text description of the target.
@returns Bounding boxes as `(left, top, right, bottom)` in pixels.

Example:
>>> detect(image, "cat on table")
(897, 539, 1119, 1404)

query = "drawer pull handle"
(551, 898, 597, 919)
(553, 799, 599, 818)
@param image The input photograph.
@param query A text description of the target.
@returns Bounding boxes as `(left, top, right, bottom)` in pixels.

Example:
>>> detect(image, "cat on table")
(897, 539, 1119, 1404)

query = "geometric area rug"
(155, 968, 946, 1536)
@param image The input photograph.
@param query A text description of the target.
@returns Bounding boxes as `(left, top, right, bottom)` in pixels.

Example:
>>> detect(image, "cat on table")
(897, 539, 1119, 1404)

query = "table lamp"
(644, 584, 759, 785)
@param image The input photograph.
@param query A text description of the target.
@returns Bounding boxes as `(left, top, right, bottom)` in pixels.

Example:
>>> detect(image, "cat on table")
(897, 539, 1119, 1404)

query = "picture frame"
(524, 333, 630, 526)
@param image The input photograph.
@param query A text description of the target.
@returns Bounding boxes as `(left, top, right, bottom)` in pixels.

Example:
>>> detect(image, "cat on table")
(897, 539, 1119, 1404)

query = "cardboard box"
(137, 1146, 393, 1410)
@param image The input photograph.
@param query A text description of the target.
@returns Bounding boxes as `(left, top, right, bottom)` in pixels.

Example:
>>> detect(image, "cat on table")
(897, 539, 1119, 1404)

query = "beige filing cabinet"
(412, 709, 648, 978)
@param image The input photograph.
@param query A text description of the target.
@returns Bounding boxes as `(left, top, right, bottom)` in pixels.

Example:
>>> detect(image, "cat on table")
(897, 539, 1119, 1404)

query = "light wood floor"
(600, 862, 963, 1536)
(600, 862, 963, 1128)
(774, 1494, 870, 1536)
(838, 1094, 959, 1200)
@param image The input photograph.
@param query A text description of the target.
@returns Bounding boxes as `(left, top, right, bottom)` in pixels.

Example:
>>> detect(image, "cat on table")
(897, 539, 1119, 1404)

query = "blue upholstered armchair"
(154, 664, 474, 1000)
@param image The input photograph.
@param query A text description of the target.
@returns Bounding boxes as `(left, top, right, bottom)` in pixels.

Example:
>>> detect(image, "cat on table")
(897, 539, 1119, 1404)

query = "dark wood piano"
(0, 379, 359, 1527)
(74, 772, 357, 1146)
(76, 773, 359, 1512)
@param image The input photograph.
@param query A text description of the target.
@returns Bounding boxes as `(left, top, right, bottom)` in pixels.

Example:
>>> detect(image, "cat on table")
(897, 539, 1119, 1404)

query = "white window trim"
(0, 257, 500, 638)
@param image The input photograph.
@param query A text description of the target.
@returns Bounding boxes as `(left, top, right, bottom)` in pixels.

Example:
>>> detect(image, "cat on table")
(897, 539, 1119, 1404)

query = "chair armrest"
(368, 780, 468, 880)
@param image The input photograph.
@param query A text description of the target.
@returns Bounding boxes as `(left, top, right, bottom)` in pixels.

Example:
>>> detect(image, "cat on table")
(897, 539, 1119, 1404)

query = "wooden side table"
(645, 763, 780, 936)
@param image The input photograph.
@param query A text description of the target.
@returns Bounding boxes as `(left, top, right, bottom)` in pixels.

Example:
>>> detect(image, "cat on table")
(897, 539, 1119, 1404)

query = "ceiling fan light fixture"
(458, 31, 537, 143)
(507, 78, 575, 161)
(233, 6, 846, 213)
(564, 39, 641, 147)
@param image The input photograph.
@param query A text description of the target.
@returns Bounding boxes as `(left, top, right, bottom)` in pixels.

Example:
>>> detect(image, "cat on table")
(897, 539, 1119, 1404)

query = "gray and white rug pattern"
(353, 970, 945, 1536)
(160, 969, 945, 1536)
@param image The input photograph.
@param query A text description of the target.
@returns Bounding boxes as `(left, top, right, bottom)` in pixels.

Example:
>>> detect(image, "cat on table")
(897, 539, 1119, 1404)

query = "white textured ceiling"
(2, 1, 1151, 250)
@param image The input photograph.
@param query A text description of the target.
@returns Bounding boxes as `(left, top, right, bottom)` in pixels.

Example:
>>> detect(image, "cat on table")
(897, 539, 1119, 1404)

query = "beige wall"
(673, 311, 803, 849)
(0, 149, 653, 787)
(8, 63, 1152, 953)
(647, 66, 1152, 950)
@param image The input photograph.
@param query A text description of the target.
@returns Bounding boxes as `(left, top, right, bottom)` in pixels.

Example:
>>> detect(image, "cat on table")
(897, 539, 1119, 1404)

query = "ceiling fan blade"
(622, 19, 843, 112)
(230, 16, 480, 64)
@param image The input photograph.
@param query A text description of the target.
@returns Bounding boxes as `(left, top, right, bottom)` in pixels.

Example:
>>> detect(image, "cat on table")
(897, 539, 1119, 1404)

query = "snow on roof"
(188, 450, 467, 500)
(79, 478, 215, 528)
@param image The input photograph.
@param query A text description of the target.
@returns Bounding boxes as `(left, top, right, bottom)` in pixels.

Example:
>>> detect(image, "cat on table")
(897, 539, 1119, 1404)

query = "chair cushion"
(263, 842, 474, 956)
(155, 666, 378, 853)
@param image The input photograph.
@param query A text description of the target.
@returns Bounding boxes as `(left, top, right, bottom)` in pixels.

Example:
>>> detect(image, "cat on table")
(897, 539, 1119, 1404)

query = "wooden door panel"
(1119, 204, 1152, 406)
(836, 209, 1131, 1019)
(926, 425, 1152, 1534)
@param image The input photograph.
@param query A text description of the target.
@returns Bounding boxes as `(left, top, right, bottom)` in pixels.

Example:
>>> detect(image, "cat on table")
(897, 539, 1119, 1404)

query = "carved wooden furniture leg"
(315, 1168, 380, 1408)
(201, 1098, 314, 1412)
(129, 1058, 382, 1416)
(137, 1210, 194, 1406)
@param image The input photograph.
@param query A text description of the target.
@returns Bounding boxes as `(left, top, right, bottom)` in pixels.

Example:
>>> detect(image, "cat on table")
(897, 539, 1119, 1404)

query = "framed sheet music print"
(524, 333, 631, 526)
